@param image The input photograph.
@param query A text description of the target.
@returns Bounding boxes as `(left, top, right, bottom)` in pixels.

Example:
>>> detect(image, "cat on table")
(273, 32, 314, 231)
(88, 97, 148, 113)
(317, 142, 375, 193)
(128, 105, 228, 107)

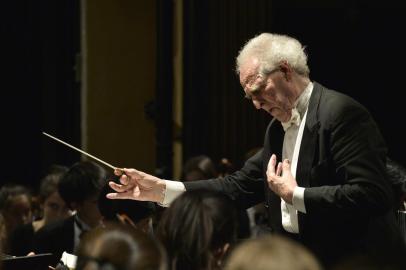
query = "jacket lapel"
(263, 118, 284, 232)
(296, 82, 323, 187)
(264, 118, 284, 162)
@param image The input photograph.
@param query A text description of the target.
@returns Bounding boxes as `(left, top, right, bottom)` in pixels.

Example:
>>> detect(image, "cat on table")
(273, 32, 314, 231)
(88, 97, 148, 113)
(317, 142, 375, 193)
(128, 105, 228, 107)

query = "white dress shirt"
(280, 81, 313, 233)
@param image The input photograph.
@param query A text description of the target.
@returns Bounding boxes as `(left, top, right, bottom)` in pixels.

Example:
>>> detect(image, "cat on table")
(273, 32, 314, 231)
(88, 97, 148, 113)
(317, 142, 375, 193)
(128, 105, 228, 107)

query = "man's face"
(75, 195, 102, 228)
(239, 58, 294, 122)
(43, 191, 71, 223)
(3, 194, 32, 231)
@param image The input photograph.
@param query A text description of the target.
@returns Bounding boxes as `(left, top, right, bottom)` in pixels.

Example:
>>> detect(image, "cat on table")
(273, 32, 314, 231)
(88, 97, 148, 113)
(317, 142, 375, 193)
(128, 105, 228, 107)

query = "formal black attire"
(32, 216, 74, 266)
(184, 82, 406, 268)
(8, 223, 35, 256)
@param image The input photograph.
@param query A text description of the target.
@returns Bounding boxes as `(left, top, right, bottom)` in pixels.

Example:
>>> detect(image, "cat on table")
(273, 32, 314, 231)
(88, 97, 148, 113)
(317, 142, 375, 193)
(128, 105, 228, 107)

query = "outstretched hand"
(106, 168, 166, 203)
(266, 154, 297, 204)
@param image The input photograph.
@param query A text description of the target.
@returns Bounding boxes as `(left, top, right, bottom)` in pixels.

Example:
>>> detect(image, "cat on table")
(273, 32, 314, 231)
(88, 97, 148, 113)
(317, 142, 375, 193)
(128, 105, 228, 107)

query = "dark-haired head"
(0, 185, 31, 213)
(38, 165, 68, 203)
(157, 190, 237, 270)
(0, 184, 32, 251)
(58, 161, 106, 207)
(182, 155, 218, 181)
(58, 161, 107, 228)
(37, 165, 71, 226)
(0, 184, 32, 230)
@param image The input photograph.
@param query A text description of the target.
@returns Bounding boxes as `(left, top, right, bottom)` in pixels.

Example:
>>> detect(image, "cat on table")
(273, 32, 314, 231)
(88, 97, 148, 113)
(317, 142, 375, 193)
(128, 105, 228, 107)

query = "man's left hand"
(266, 154, 297, 204)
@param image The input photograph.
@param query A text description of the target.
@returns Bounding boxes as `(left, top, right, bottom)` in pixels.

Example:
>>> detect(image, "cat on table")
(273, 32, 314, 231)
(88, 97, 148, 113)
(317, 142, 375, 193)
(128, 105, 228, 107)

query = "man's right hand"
(106, 168, 166, 203)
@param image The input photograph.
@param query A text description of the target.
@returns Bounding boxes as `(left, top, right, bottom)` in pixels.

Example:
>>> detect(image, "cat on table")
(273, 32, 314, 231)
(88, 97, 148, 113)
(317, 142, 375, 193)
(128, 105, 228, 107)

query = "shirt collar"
(74, 214, 91, 232)
(294, 81, 313, 118)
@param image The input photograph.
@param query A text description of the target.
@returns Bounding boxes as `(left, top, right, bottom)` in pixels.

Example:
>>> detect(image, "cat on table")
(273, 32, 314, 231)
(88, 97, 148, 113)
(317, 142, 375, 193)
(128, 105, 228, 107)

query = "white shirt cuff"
(292, 187, 306, 213)
(159, 180, 186, 207)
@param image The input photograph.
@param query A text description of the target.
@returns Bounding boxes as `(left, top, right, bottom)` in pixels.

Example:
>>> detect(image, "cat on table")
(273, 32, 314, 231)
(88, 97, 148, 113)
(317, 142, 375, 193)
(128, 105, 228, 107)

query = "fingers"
(106, 191, 136, 200)
(123, 168, 144, 177)
(276, 162, 282, 176)
(267, 156, 290, 174)
(267, 154, 284, 177)
(281, 159, 291, 176)
(114, 168, 144, 185)
(114, 168, 143, 176)
(108, 181, 134, 193)
(120, 174, 130, 185)
(106, 184, 142, 201)
(267, 154, 277, 177)
(266, 157, 295, 200)
(114, 168, 125, 176)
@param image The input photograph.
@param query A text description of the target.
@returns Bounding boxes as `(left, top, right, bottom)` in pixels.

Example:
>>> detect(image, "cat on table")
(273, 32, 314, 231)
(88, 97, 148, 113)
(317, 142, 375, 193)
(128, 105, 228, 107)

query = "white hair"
(236, 33, 310, 76)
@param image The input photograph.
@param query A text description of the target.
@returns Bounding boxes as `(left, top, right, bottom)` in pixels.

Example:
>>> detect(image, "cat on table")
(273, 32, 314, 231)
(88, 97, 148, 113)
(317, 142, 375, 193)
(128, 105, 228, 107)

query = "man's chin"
(267, 108, 278, 118)
(266, 108, 275, 115)
(268, 109, 284, 122)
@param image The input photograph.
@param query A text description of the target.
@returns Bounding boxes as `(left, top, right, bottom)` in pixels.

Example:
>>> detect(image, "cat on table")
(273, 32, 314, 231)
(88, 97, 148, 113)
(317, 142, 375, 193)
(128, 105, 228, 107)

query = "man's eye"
(48, 203, 59, 210)
(251, 88, 260, 95)
(250, 87, 262, 96)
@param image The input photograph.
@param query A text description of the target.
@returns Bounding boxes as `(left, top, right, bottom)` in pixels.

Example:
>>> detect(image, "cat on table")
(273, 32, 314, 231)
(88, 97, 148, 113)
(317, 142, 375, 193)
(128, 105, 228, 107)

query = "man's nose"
(252, 99, 262, 109)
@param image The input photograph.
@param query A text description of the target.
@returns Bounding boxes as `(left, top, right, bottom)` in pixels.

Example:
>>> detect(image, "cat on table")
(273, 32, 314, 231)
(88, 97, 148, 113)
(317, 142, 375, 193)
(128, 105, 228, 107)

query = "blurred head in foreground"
(76, 222, 166, 270)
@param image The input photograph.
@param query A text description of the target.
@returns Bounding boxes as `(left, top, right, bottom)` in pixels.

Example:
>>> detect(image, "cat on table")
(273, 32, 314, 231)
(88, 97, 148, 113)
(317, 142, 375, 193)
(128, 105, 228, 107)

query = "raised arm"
(107, 168, 166, 203)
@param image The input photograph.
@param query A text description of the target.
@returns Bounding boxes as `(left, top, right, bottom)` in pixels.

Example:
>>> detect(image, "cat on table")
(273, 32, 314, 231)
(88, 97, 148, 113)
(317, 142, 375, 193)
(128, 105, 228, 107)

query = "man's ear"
(279, 61, 292, 81)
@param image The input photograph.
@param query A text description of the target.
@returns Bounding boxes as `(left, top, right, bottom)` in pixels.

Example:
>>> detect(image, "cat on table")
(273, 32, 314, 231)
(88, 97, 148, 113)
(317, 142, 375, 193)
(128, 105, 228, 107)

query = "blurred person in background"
(0, 184, 32, 254)
(33, 161, 107, 266)
(9, 165, 71, 255)
(182, 156, 251, 239)
(181, 155, 218, 182)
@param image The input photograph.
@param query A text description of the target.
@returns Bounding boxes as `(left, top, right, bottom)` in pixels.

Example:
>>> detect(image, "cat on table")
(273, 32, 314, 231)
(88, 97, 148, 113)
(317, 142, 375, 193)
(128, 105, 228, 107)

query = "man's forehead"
(240, 59, 260, 85)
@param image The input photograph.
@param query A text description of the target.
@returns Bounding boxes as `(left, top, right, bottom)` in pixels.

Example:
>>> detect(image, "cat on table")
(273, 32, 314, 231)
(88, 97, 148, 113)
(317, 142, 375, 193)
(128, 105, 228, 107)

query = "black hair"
(38, 165, 68, 203)
(0, 184, 31, 211)
(182, 155, 217, 181)
(157, 190, 237, 270)
(58, 161, 107, 207)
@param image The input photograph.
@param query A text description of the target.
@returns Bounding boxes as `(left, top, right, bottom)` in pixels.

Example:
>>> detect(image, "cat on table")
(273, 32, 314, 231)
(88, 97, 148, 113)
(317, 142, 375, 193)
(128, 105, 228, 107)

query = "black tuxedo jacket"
(33, 215, 75, 266)
(185, 82, 405, 267)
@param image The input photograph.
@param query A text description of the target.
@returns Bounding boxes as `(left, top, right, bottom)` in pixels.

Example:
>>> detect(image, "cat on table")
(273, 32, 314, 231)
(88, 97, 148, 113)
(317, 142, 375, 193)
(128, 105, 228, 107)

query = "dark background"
(2, 0, 405, 189)
(182, 0, 406, 170)
(2, 0, 81, 188)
